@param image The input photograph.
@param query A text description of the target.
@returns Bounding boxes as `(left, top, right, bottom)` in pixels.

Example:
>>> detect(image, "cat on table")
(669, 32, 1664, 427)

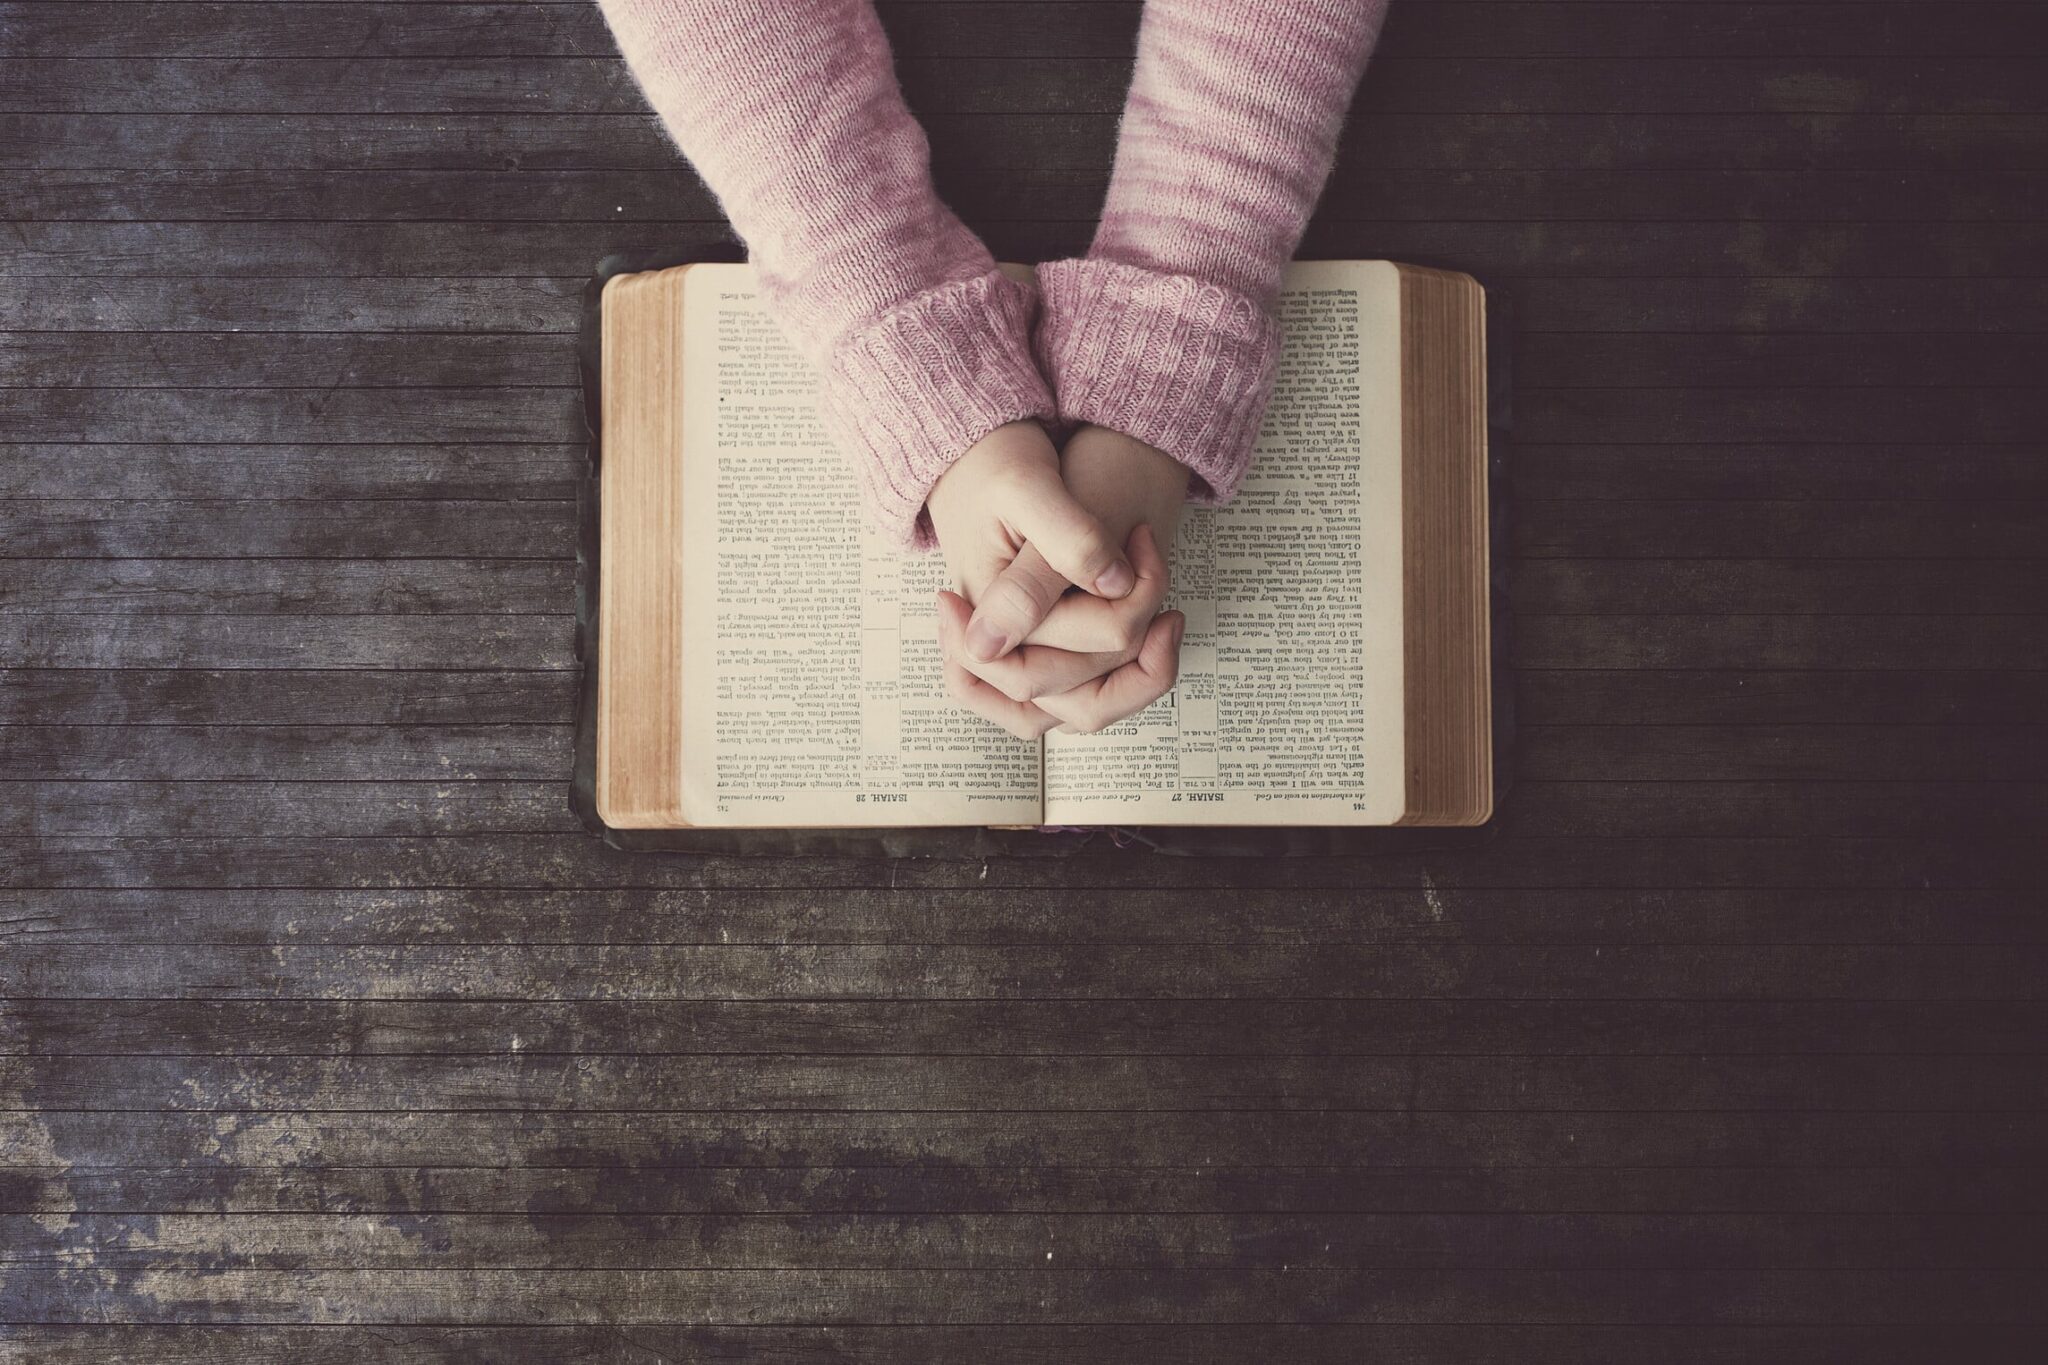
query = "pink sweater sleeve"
(1036, 0, 1390, 503)
(596, 0, 1056, 546)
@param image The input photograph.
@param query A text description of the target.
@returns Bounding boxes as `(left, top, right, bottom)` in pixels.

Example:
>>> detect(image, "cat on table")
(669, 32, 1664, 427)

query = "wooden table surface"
(4, 1, 2045, 1359)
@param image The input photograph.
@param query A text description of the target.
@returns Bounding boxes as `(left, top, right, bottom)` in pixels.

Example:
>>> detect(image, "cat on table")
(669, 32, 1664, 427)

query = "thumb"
(1005, 468, 1136, 603)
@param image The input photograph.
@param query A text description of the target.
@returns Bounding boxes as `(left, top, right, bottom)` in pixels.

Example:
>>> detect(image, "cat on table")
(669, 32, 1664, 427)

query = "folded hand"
(926, 422, 1189, 738)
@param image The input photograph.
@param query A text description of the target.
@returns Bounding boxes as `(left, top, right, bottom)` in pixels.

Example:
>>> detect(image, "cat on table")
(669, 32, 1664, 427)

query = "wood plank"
(7, 1210, 2041, 1270)
(0, 276, 589, 332)
(1, 726, 569, 781)
(10, 997, 2044, 1056)
(0, 559, 575, 613)
(1514, 670, 2048, 725)
(0, 615, 572, 669)
(1512, 446, 2048, 501)
(0, 444, 580, 501)
(3, 834, 2038, 890)
(1516, 388, 2048, 443)
(0, 669, 576, 725)
(0, 332, 577, 386)
(1510, 560, 2048, 615)
(0, 1264, 2039, 1324)
(5, 1164, 2043, 1218)
(13, 1107, 2043, 1172)
(1516, 616, 2048, 670)
(4, 1052, 2043, 1112)
(0, 502, 574, 559)
(0, 387, 577, 443)
(2, 1324, 2041, 1365)
(6, 942, 2042, 1000)
(7, 883, 2036, 948)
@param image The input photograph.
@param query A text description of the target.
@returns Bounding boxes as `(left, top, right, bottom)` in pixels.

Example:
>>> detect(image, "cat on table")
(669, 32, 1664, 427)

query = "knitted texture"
(1038, 0, 1389, 500)
(596, 0, 1055, 545)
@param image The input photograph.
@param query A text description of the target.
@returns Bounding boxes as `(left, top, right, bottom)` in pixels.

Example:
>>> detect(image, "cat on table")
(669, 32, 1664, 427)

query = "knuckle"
(989, 575, 1056, 622)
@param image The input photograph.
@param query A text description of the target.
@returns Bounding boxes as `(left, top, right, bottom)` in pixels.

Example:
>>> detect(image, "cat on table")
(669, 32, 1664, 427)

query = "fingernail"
(966, 617, 1011, 662)
(1094, 559, 1135, 597)
(1171, 615, 1186, 647)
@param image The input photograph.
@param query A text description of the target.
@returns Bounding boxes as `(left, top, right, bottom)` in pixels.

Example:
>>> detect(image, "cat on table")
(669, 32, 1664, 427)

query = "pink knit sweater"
(598, 0, 1387, 546)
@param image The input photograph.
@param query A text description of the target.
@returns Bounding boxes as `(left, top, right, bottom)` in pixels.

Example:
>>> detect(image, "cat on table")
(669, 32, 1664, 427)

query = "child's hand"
(946, 425, 1194, 736)
(926, 420, 1162, 738)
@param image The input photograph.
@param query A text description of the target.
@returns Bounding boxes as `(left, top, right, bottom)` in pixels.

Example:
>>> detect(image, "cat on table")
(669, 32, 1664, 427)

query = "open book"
(596, 260, 1490, 830)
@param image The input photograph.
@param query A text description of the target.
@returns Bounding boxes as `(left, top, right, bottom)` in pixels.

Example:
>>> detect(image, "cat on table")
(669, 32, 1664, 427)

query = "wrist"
(1058, 424, 1191, 549)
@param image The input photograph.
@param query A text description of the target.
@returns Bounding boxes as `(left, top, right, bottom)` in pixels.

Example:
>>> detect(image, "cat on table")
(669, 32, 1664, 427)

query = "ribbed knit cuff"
(1034, 258, 1283, 504)
(818, 268, 1057, 549)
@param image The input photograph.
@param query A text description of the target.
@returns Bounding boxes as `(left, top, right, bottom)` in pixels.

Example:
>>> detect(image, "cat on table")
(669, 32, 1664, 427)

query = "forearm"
(598, 0, 1054, 545)
(1036, 0, 1390, 501)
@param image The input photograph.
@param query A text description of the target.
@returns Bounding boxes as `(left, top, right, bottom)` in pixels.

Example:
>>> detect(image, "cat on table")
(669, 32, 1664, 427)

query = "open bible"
(596, 260, 1490, 830)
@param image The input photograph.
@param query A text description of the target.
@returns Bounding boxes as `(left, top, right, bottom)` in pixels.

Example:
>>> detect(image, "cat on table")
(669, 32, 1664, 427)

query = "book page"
(675, 264, 1042, 827)
(1043, 261, 1407, 826)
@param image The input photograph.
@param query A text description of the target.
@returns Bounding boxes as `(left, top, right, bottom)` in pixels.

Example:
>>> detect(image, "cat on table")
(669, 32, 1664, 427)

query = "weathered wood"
(1, 1264, 2042, 1324)
(0, 386, 579, 443)
(0, 445, 582, 501)
(13, 1108, 2044, 1173)
(11, 996, 2047, 1058)
(7, 942, 2043, 1001)
(1, 726, 571, 782)
(5, 881, 2039, 954)
(1514, 670, 2048, 725)
(7, 1210, 2042, 1271)
(4, 884, 2038, 947)
(0, 501, 574, 559)
(0, 615, 574, 669)
(0, 1325, 2042, 1365)
(1513, 445, 2048, 502)
(8, 888, 2039, 949)
(0, 332, 578, 386)
(5, 1164, 2043, 1218)
(1510, 559, 2048, 615)
(1515, 616, 2048, 670)
(0, 560, 575, 614)
(2, 834, 2039, 891)
(0, 669, 576, 725)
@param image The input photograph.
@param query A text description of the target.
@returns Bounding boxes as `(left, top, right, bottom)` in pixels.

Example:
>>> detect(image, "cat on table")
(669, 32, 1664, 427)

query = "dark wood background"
(3, 0, 2046, 1358)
